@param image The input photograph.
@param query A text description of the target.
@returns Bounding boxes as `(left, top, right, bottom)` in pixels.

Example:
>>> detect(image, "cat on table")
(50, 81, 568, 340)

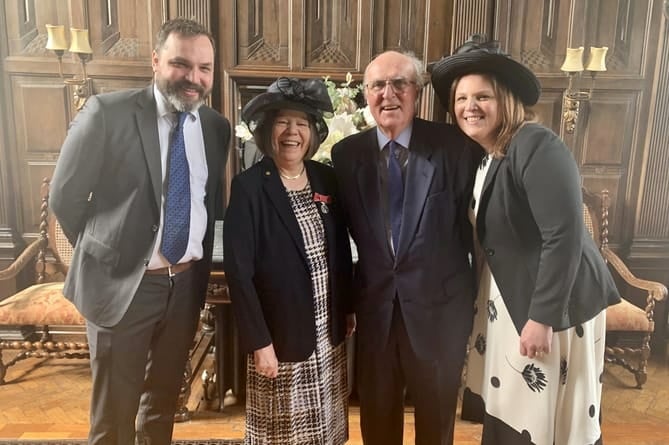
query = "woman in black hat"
(430, 36, 620, 444)
(223, 77, 355, 445)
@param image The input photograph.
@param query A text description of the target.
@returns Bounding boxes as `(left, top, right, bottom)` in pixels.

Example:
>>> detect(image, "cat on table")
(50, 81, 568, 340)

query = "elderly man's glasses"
(366, 78, 416, 94)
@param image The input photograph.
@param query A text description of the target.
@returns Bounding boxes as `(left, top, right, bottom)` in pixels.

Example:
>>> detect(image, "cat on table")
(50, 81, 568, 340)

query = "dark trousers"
(356, 302, 465, 445)
(86, 268, 201, 445)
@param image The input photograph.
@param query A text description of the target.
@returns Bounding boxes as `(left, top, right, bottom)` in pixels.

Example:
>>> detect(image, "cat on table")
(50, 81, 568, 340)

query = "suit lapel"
(306, 161, 337, 270)
(199, 107, 222, 218)
(476, 156, 502, 240)
(261, 158, 309, 268)
(396, 124, 435, 260)
(136, 87, 162, 213)
(355, 132, 388, 250)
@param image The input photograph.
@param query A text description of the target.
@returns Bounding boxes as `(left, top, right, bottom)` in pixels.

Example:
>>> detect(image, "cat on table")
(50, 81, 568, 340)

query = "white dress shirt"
(147, 85, 208, 268)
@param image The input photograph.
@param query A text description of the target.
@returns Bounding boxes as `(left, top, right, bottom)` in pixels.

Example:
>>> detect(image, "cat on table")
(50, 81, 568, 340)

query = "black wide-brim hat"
(429, 35, 541, 107)
(242, 77, 334, 143)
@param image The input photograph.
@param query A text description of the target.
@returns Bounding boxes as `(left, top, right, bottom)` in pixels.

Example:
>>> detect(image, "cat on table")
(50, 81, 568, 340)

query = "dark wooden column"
(0, 4, 29, 299)
(628, 8, 669, 355)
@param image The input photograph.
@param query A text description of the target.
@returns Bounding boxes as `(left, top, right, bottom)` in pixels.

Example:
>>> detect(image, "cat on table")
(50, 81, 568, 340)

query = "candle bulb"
(560, 47, 585, 72)
(585, 46, 608, 72)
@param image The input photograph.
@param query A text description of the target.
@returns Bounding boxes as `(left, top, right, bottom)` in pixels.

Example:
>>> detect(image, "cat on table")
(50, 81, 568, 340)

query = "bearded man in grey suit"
(332, 51, 476, 445)
(50, 18, 230, 445)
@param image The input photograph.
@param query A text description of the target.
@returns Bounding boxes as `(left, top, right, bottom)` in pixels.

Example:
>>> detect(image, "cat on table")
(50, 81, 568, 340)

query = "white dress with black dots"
(464, 155, 607, 445)
(244, 183, 349, 445)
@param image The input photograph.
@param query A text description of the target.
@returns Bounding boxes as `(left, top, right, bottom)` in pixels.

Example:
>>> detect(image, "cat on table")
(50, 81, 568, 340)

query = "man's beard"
(156, 77, 210, 112)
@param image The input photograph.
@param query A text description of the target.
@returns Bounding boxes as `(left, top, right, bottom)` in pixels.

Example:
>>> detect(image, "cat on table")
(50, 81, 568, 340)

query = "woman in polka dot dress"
(430, 35, 620, 444)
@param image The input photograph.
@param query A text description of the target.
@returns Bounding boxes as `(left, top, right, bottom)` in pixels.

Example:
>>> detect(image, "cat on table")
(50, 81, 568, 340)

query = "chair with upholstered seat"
(582, 188, 668, 388)
(0, 178, 88, 384)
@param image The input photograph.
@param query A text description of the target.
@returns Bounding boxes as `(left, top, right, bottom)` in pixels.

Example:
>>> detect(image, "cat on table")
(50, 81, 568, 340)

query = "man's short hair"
(154, 18, 215, 52)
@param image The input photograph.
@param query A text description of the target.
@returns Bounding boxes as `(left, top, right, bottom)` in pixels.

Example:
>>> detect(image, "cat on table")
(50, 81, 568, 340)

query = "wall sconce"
(45, 24, 93, 111)
(560, 46, 608, 133)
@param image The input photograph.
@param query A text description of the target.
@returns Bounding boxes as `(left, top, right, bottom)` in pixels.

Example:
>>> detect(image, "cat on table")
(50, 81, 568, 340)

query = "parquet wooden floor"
(0, 350, 667, 444)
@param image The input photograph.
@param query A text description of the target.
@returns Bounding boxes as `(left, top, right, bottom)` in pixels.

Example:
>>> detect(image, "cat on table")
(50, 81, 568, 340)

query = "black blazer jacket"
(223, 156, 353, 362)
(476, 123, 620, 333)
(332, 118, 476, 361)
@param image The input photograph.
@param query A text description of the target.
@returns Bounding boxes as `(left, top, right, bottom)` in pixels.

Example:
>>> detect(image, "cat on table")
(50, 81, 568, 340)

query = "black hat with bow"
(242, 77, 334, 143)
(429, 34, 541, 106)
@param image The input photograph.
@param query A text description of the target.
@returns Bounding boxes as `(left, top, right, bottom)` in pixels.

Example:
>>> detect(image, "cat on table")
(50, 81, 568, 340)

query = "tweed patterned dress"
(244, 183, 349, 445)
(464, 155, 607, 445)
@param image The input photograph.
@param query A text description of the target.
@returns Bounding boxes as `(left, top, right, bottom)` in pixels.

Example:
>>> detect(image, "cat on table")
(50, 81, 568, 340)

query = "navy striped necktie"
(388, 140, 404, 252)
(161, 112, 191, 265)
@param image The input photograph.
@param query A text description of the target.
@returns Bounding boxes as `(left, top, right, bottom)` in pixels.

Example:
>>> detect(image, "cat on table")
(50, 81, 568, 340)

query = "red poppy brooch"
(313, 192, 332, 214)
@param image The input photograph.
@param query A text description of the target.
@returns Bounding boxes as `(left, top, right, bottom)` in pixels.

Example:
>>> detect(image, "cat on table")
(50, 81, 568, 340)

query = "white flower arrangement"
(313, 72, 375, 165)
(234, 73, 375, 165)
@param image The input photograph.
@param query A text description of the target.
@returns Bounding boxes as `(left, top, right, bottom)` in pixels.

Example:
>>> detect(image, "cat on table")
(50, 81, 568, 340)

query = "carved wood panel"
(496, 0, 663, 254)
(1, 0, 170, 247)
(304, 0, 359, 69)
(372, 0, 427, 58)
(235, 0, 289, 68)
(635, 20, 669, 240)
(496, 0, 572, 74)
(450, 0, 494, 51)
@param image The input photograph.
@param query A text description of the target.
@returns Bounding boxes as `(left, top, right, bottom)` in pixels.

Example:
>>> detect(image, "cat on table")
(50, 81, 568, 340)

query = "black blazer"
(332, 118, 476, 361)
(476, 123, 620, 333)
(223, 156, 353, 362)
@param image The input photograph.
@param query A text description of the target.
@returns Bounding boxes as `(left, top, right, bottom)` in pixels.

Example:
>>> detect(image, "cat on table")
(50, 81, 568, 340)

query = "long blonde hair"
(449, 73, 536, 157)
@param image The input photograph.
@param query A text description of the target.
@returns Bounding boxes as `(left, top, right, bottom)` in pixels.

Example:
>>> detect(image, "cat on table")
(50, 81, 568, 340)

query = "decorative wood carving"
(170, 0, 211, 28)
(496, 0, 572, 73)
(5, 0, 38, 55)
(635, 21, 669, 239)
(236, 0, 289, 67)
(372, 0, 427, 58)
(97, 0, 120, 54)
(305, 0, 359, 69)
(586, 0, 651, 74)
(451, 0, 494, 52)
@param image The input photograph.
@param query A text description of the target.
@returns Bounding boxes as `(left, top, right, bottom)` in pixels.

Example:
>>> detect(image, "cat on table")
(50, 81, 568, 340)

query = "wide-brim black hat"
(429, 35, 541, 106)
(242, 77, 333, 143)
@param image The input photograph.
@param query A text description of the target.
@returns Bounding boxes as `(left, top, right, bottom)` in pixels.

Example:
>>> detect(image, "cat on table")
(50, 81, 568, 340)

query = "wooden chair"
(582, 188, 668, 388)
(0, 178, 88, 384)
(0, 178, 200, 421)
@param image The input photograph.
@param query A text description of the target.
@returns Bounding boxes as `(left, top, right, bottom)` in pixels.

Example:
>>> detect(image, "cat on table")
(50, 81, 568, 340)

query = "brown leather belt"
(145, 261, 194, 276)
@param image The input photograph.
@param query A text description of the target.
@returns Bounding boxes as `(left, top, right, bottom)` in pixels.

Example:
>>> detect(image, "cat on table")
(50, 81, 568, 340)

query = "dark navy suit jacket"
(332, 117, 476, 361)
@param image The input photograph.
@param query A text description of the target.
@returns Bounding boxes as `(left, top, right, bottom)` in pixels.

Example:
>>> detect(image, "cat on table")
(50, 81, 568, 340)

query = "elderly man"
(331, 51, 475, 445)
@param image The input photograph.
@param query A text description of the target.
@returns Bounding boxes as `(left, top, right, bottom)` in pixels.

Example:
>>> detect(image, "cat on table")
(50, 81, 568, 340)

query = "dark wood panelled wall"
(0, 0, 668, 347)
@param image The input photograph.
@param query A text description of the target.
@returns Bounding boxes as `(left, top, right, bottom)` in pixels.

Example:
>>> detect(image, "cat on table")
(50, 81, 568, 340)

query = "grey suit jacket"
(476, 123, 619, 333)
(50, 86, 230, 327)
(332, 118, 476, 360)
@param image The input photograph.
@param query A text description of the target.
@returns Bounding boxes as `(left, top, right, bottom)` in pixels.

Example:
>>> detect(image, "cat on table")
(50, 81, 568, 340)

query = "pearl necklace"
(279, 166, 305, 180)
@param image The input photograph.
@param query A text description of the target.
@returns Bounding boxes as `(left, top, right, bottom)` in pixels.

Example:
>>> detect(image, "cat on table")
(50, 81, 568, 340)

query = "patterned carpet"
(0, 441, 242, 445)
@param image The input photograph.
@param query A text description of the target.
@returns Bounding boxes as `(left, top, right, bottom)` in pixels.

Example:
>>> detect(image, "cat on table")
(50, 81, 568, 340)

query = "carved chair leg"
(174, 358, 192, 422)
(0, 349, 6, 384)
(634, 368, 647, 389)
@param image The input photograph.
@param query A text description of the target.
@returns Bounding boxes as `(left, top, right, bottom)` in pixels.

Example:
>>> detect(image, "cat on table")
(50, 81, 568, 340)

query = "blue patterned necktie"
(161, 112, 191, 264)
(388, 140, 404, 252)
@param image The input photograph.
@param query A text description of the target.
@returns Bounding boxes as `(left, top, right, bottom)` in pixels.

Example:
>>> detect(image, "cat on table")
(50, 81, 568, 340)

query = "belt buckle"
(167, 265, 175, 278)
